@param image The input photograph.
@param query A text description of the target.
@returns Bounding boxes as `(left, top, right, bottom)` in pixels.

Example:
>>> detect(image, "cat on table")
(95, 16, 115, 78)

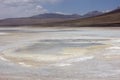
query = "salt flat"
(0, 27, 120, 80)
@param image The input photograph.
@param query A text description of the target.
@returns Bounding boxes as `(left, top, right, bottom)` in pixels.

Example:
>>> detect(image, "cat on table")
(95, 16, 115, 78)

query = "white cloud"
(0, 0, 60, 4)
(0, 0, 61, 19)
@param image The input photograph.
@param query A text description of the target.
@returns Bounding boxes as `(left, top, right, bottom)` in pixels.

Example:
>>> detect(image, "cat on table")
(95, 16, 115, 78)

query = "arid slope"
(54, 8, 120, 27)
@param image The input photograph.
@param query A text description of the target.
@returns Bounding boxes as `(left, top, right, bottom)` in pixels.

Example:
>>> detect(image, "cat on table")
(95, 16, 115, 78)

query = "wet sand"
(0, 26, 120, 80)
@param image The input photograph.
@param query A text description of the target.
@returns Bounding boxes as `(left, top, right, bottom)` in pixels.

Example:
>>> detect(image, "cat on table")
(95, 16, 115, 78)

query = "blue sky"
(43, 0, 120, 14)
(0, 0, 120, 19)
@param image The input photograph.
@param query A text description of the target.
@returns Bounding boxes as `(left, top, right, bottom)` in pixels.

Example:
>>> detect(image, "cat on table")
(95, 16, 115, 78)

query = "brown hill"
(50, 8, 120, 27)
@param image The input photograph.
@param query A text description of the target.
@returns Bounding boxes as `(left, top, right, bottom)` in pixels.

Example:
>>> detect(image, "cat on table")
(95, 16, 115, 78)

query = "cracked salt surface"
(18, 62, 32, 67)
(0, 56, 9, 61)
(53, 56, 94, 67)
(0, 27, 120, 80)
(0, 32, 9, 35)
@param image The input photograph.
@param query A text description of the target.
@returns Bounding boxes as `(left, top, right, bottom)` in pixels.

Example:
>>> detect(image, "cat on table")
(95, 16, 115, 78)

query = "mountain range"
(54, 8, 120, 27)
(0, 8, 119, 27)
(0, 13, 81, 26)
(30, 13, 82, 19)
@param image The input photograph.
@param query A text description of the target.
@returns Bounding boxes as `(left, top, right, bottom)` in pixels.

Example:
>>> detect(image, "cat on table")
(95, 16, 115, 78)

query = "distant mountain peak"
(116, 6, 120, 9)
(30, 13, 81, 19)
(83, 10, 103, 18)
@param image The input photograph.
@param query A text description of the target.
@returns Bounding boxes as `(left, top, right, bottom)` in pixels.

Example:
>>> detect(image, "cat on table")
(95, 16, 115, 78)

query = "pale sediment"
(0, 27, 120, 80)
(1, 44, 110, 67)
